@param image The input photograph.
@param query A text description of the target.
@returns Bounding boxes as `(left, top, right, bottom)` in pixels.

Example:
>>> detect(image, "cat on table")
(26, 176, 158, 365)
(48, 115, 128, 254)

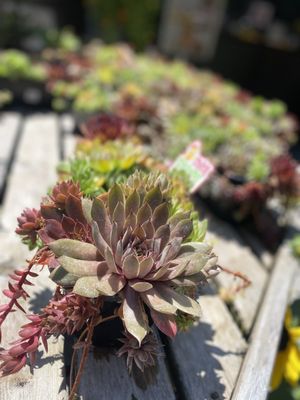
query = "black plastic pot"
(73, 299, 124, 349)
(198, 175, 284, 252)
(0, 78, 51, 107)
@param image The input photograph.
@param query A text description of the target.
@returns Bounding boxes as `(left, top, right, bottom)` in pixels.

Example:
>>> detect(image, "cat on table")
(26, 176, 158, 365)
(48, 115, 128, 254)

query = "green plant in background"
(44, 27, 82, 53)
(58, 158, 105, 198)
(73, 86, 111, 113)
(58, 138, 151, 196)
(246, 152, 270, 182)
(85, 0, 160, 50)
(291, 235, 300, 259)
(251, 97, 287, 119)
(0, 50, 46, 81)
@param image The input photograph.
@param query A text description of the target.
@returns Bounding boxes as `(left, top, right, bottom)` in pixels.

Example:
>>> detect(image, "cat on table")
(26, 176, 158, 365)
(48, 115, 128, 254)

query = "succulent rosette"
(49, 171, 219, 343)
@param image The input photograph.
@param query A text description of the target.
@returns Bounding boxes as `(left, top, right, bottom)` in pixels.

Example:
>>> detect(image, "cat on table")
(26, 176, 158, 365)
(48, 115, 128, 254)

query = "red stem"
(0, 249, 48, 339)
(220, 266, 251, 292)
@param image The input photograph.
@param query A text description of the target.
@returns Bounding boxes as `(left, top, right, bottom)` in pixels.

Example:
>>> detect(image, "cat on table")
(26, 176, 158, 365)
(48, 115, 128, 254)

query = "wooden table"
(0, 111, 298, 400)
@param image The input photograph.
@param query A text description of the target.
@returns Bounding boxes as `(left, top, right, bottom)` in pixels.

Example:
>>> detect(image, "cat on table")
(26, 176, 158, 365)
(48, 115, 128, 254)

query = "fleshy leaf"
(154, 224, 170, 251)
(91, 197, 110, 241)
(82, 198, 93, 223)
(139, 257, 154, 278)
(160, 238, 182, 264)
(141, 287, 177, 315)
(73, 276, 101, 298)
(40, 205, 62, 221)
(152, 203, 169, 230)
(177, 242, 212, 258)
(108, 184, 124, 217)
(171, 219, 193, 240)
(144, 187, 163, 210)
(125, 212, 137, 230)
(105, 246, 119, 273)
(129, 280, 153, 292)
(113, 202, 125, 237)
(147, 263, 170, 281)
(49, 266, 78, 286)
(65, 194, 86, 224)
(123, 254, 140, 279)
(49, 239, 98, 260)
(150, 309, 177, 338)
(168, 212, 190, 230)
(125, 190, 140, 216)
(92, 221, 108, 257)
(110, 222, 118, 252)
(184, 254, 217, 276)
(58, 256, 103, 276)
(141, 220, 155, 239)
(157, 284, 202, 317)
(137, 203, 152, 226)
(96, 273, 126, 295)
(123, 286, 149, 345)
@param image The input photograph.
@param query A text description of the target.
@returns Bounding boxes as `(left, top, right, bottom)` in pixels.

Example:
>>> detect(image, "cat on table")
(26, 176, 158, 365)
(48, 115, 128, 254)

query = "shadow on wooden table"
(163, 320, 243, 400)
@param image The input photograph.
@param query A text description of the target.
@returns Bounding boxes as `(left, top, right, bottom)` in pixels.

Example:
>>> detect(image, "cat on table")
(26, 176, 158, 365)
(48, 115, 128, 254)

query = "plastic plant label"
(170, 141, 215, 193)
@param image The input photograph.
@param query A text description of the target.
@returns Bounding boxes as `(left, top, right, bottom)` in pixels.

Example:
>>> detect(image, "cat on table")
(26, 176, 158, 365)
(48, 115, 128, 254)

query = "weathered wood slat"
(60, 114, 76, 160)
(205, 213, 268, 334)
(168, 293, 247, 400)
(231, 243, 297, 400)
(238, 227, 274, 270)
(0, 113, 67, 399)
(76, 340, 176, 400)
(0, 112, 22, 198)
(0, 114, 60, 273)
(1, 114, 59, 232)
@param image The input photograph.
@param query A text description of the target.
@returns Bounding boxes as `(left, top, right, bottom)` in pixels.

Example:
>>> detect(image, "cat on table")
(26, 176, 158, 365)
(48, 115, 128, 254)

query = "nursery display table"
(0, 111, 298, 400)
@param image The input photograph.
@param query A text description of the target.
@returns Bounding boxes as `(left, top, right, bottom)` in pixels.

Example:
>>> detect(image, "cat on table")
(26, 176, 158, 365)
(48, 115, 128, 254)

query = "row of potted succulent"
(1, 37, 299, 246)
(46, 41, 300, 249)
(0, 115, 218, 398)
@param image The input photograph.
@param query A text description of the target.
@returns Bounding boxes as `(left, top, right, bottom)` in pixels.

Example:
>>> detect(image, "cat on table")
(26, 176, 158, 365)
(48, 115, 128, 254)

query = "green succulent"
(49, 171, 219, 342)
(246, 153, 270, 182)
(58, 158, 105, 198)
(291, 235, 300, 259)
(0, 50, 46, 80)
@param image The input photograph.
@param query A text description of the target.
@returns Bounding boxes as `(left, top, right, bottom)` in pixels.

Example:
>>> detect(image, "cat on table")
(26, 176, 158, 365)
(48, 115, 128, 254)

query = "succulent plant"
(58, 138, 154, 197)
(49, 171, 219, 343)
(0, 50, 46, 81)
(16, 208, 43, 247)
(117, 331, 160, 373)
(80, 113, 133, 141)
(39, 182, 92, 246)
(50, 180, 83, 209)
(270, 155, 300, 201)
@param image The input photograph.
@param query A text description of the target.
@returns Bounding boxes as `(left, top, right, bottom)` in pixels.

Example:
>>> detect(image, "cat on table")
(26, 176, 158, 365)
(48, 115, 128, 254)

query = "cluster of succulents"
(0, 50, 46, 81)
(0, 171, 218, 397)
(43, 41, 300, 248)
(58, 134, 156, 197)
(1, 35, 299, 243)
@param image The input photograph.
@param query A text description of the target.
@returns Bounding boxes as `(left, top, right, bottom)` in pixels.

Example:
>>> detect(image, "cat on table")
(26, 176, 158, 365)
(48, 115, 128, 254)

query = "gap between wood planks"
(0, 113, 24, 204)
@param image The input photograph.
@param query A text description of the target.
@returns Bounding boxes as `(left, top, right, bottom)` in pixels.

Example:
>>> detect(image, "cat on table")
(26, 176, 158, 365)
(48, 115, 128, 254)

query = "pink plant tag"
(170, 141, 215, 194)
